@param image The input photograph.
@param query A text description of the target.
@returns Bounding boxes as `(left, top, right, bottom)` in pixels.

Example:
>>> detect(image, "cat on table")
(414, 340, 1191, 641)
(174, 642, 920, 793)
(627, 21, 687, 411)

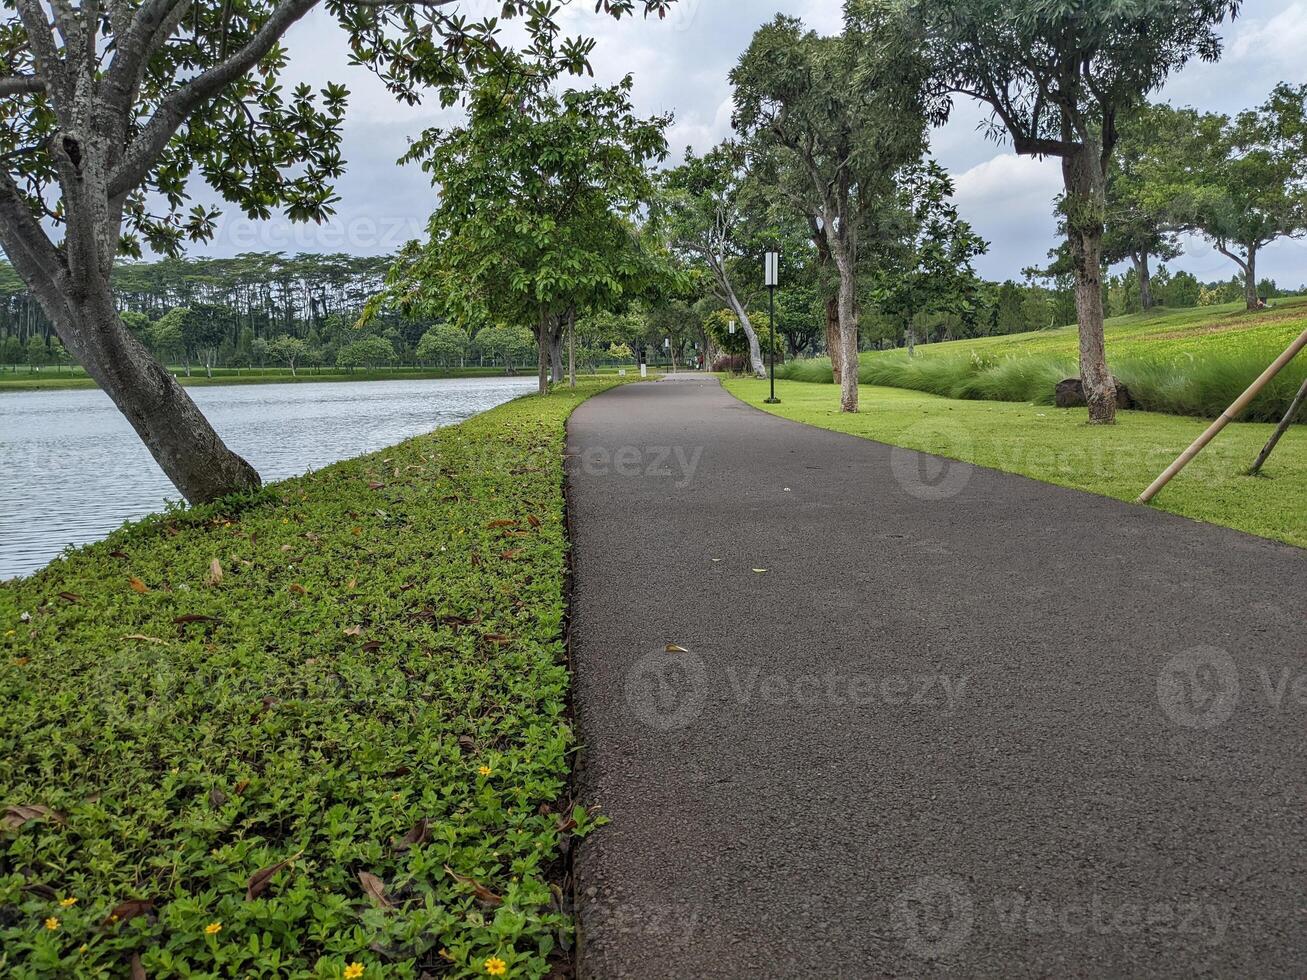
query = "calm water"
(0, 376, 536, 578)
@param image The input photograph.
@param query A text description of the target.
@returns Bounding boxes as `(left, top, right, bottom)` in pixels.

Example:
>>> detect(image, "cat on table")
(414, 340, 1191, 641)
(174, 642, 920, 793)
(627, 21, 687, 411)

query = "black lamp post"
(764, 250, 780, 404)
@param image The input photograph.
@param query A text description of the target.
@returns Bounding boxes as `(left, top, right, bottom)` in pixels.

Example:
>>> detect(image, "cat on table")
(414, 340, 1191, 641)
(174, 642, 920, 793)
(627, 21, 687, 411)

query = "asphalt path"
(565, 374, 1306, 978)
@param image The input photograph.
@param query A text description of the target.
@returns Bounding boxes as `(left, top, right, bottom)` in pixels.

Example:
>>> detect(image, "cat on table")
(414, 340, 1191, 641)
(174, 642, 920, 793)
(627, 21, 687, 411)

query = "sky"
(196, 0, 1307, 288)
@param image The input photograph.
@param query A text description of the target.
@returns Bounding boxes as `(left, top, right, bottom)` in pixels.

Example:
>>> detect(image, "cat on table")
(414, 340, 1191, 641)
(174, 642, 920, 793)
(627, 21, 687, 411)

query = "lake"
(0, 376, 537, 579)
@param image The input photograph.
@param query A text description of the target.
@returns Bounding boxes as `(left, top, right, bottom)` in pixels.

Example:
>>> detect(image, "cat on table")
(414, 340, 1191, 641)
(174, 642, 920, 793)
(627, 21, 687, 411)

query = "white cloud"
(142, 0, 1307, 285)
(1228, 2, 1307, 66)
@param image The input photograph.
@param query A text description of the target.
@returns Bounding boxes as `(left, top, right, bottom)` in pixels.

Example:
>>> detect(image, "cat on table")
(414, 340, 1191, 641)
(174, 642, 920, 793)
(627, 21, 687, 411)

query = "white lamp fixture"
(764, 251, 780, 288)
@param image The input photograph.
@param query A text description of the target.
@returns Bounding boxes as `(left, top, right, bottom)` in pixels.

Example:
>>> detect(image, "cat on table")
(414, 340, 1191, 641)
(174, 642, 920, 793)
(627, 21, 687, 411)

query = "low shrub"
(781, 348, 1305, 422)
(0, 378, 629, 979)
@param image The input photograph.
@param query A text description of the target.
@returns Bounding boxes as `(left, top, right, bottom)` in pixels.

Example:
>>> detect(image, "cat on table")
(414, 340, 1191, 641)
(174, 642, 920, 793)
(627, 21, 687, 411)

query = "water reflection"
(0, 376, 536, 578)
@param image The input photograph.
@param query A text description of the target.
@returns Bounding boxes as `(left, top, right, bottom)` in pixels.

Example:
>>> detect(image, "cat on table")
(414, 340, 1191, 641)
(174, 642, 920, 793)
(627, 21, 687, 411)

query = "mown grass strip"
(725, 378, 1306, 549)
(0, 377, 632, 979)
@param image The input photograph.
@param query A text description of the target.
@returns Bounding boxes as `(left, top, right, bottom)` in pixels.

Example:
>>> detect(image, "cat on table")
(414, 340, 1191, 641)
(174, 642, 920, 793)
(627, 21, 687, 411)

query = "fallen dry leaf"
(209, 788, 228, 808)
(752, 568, 768, 574)
(122, 634, 170, 646)
(173, 614, 219, 625)
(130, 953, 146, 980)
(57, 591, 82, 603)
(288, 583, 307, 596)
(485, 519, 517, 529)
(665, 644, 689, 653)
(444, 865, 503, 907)
(393, 817, 430, 852)
(343, 625, 363, 637)
(206, 559, 223, 586)
(526, 514, 541, 528)
(358, 871, 393, 909)
(129, 577, 149, 594)
(103, 898, 153, 928)
(1, 804, 67, 831)
(246, 851, 302, 901)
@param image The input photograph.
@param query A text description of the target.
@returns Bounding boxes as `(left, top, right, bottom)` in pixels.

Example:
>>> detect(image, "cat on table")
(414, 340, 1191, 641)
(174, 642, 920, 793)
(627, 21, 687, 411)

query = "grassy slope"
(0, 378, 634, 979)
(889, 295, 1307, 362)
(778, 299, 1307, 421)
(725, 378, 1306, 549)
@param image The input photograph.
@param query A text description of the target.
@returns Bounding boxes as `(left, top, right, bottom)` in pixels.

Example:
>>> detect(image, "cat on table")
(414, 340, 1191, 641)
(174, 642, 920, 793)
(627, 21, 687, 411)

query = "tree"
(475, 324, 536, 373)
(1144, 86, 1307, 310)
(267, 335, 309, 376)
(917, 0, 1240, 422)
(874, 162, 987, 354)
(178, 304, 231, 379)
(25, 333, 48, 370)
(732, 7, 940, 410)
(1102, 107, 1183, 311)
(337, 335, 394, 371)
(377, 69, 670, 395)
(415, 323, 469, 366)
(659, 143, 768, 379)
(0, 0, 676, 502)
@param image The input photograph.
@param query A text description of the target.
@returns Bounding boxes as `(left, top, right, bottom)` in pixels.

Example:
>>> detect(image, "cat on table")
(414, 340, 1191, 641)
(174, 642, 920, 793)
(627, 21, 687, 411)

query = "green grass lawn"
(0, 377, 636, 979)
(725, 378, 1306, 549)
(0, 366, 657, 393)
(778, 299, 1307, 423)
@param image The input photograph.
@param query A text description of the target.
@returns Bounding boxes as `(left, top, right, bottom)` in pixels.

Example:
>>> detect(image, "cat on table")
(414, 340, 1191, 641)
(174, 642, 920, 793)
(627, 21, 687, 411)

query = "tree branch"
(109, 0, 321, 199)
(0, 74, 45, 96)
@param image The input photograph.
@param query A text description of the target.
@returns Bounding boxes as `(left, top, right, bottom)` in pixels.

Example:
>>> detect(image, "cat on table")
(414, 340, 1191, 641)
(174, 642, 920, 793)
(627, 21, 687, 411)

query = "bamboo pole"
(1248, 374, 1307, 475)
(1137, 326, 1307, 504)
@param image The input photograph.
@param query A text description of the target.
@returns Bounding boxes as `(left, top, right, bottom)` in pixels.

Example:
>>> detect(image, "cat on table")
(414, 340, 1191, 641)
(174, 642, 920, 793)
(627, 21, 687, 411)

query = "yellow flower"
(478, 765, 493, 777)
(484, 957, 507, 976)
(205, 921, 222, 936)
(344, 963, 365, 979)
(60, 897, 77, 908)
(44, 917, 60, 931)
(79, 945, 88, 954)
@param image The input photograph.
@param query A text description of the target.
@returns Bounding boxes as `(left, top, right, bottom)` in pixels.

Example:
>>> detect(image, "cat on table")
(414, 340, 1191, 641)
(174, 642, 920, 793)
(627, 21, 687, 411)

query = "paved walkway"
(565, 375, 1306, 979)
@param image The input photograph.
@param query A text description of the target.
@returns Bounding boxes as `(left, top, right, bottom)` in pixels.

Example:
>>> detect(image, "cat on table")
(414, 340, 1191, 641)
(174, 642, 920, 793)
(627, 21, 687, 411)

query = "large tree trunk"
(1063, 146, 1117, 424)
(1244, 244, 1259, 310)
(567, 308, 576, 388)
(824, 293, 841, 385)
(1133, 252, 1154, 311)
(536, 316, 550, 395)
(833, 249, 859, 413)
(549, 326, 564, 385)
(53, 286, 261, 503)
